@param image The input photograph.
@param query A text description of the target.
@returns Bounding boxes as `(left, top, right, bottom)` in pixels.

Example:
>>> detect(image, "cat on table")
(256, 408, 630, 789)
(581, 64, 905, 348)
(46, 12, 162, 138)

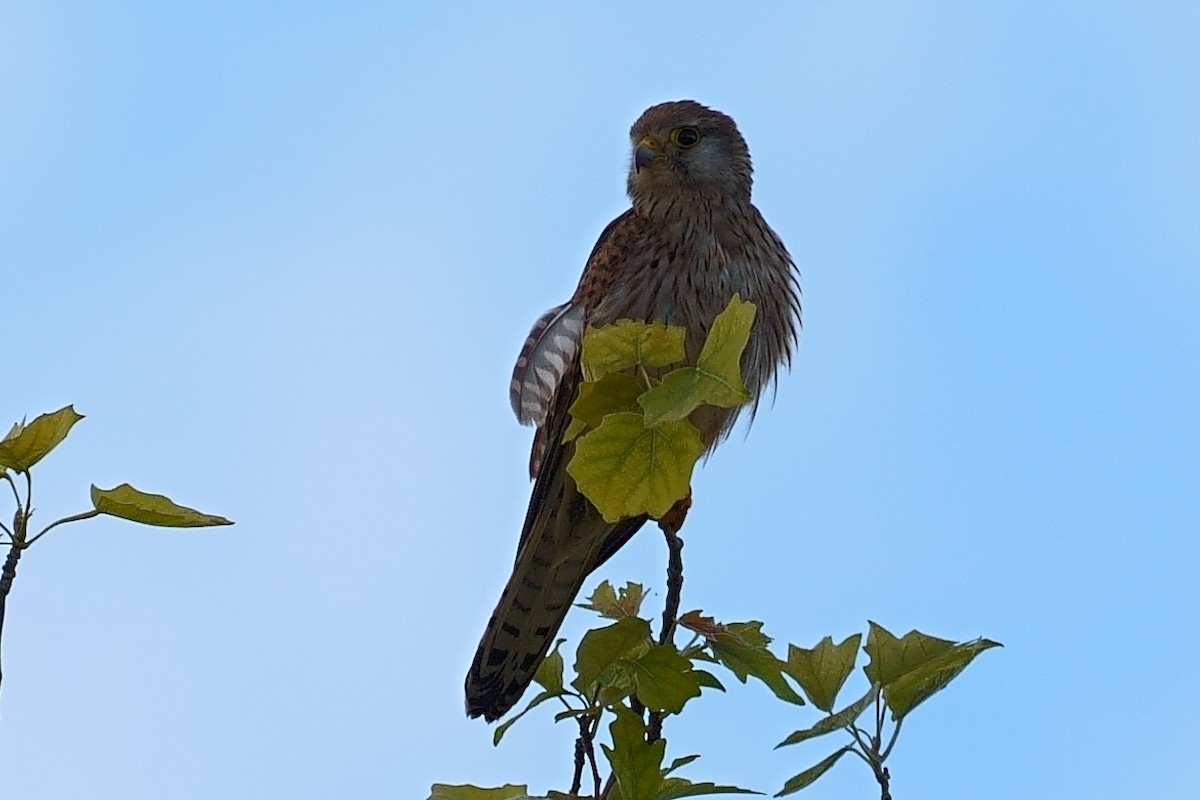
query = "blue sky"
(1, 2, 1197, 798)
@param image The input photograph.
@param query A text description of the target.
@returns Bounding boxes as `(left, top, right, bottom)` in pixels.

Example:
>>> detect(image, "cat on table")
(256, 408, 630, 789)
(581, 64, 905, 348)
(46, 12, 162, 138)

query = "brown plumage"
(465, 100, 801, 722)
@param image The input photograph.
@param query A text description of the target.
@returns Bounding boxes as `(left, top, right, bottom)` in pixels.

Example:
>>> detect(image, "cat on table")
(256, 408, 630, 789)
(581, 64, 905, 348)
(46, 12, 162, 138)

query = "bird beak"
(634, 135, 664, 172)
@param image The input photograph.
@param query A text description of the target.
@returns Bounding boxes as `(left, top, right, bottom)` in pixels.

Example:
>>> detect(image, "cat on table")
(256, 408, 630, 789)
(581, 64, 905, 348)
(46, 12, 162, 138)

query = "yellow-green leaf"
(0, 406, 84, 472)
(427, 785, 530, 800)
(862, 622, 955, 688)
(775, 747, 854, 796)
(882, 637, 1001, 720)
(631, 645, 703, 713)
(573, 617, 652, 695)
(568, 413, 702, 523)
(680, 617, 805, 706)
(784, 634, 862, 713)
(601, 704, 665, 800)
(569, 373, 645, 429)
(579, 581, 647, 619)
(775, 688, 874, 749)
(533, 638, 567, 694)
(659, 777, 760, 798)
(636, 296, 756, 425)
(91, 484, 233, 527)
(697, 295, 756, 382)
(580, 320, 686, 382)
(638, 365, 752, 426)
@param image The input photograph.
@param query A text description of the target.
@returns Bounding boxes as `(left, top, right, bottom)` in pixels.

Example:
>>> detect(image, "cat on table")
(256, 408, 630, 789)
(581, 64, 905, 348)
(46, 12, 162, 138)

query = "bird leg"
(659, 490, 692, 533)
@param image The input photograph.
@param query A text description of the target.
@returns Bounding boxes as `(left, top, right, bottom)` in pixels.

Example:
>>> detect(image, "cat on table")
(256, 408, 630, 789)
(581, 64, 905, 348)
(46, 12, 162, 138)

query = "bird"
(465, 100, 802, 722)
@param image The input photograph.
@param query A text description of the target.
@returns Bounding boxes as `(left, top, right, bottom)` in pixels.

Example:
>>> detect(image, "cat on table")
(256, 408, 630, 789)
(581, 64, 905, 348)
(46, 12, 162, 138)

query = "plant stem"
(0, 508, 26, 693)
(647, 505, 687, 744)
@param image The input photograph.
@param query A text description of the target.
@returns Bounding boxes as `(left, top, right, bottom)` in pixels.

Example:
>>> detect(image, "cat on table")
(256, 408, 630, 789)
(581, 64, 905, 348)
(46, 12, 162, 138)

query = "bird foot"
(660, 491, 693, 533)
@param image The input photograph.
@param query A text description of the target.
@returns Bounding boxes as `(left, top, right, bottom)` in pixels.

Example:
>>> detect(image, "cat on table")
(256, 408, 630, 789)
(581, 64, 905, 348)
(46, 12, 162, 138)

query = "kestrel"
(465, 100, 801, 722)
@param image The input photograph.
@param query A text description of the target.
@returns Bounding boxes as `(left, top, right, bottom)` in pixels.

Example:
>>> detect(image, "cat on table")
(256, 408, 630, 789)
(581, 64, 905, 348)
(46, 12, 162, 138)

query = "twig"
(587, 712, 603, 798)
(647, 501, 687, 743)
(0, 508, 27, 692)
(570, 715, 587, 796)
(877, 765, 892, 800)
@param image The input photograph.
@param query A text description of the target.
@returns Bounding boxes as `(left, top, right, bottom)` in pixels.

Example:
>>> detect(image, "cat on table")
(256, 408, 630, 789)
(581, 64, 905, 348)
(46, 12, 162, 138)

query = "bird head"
(626, 100, 753, 203)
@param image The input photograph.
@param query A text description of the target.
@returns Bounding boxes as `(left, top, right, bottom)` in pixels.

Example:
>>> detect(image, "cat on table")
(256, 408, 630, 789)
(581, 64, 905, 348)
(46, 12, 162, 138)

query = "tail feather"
(465, 485, 645, 721)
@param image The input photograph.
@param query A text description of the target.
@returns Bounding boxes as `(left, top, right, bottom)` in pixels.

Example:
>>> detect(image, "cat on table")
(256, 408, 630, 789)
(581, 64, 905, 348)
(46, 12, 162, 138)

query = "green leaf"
(532, 639, 567, 693)
(573, 618, 652, 695)
(579, 581, 647, 620)
(601, 705, 665, 800)
(91, 484, 233, 527)
(562, 417, 589, 443)
(774, 747, 853, 797)
(664, 755, 702, 775)
(0, 406, 84, 472)
(631, 645, 703, 713)
(637, 296, 757, 426)
(570, 373, 645, 429)
(638, 366, 752, 426)
(659, 777, 761, 798)
(427, 785, 530, 800)
(491, 689, 560, 745)
(679, 614, 804, 706)
(862, 622, 955, 687)
(775, 688, 875, 748)
(693, 670, 726, 692)
(568, 413, 703, 523)
(883, 637, 1002, 720)
(580, 320, 686, 382)
(784, 634, 861, 712)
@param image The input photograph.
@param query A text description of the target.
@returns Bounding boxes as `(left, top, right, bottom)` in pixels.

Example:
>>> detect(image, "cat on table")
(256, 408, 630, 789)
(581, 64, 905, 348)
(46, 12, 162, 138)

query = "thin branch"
(570, 714, 588, 796)
(849, 725, 875, 756)
(877, 765, 892, 800)
(880, 716, 904, 762)
(0, 541, 23, 691)
(26, 509, 101, 546)
(647, 510, 686, 743)
(657, 518, 685, 648)
(2, 473, 20, 509)
(845, 744, 874, 766)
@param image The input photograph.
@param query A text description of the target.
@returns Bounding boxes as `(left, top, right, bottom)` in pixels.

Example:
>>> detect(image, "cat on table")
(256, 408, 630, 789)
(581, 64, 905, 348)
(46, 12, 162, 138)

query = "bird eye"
(672, 126, 701, 148)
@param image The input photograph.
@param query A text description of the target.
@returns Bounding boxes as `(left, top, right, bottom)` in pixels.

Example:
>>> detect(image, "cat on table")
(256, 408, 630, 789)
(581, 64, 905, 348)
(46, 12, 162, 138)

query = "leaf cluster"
(438, 308, 1000, 799)
(0, 406, 232, 692)
(566, 296, 757, 523)
(440, 583, 999, 799)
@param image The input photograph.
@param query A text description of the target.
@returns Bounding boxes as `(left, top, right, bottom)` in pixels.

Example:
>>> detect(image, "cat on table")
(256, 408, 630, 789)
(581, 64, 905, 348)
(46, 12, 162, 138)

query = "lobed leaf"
(601, 705, 665, 800)
(580, 320, 686, 382)
(569, 374, 645, 430)
(0, 406, 84, 472)
(882, 637, 1002, 720)
(637, 296, 757, 425)
(679, 615, 804, 706)
(784, 634, 861, 713)
(568, 413, 702, 523)
(573, 618, 652, 696)
(862, 622, 955, 687)
(637, 366, 751, 427)
(579, 581, 647, 620)
(91, 484, 233, 527)
(630, 645, 703, 713)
